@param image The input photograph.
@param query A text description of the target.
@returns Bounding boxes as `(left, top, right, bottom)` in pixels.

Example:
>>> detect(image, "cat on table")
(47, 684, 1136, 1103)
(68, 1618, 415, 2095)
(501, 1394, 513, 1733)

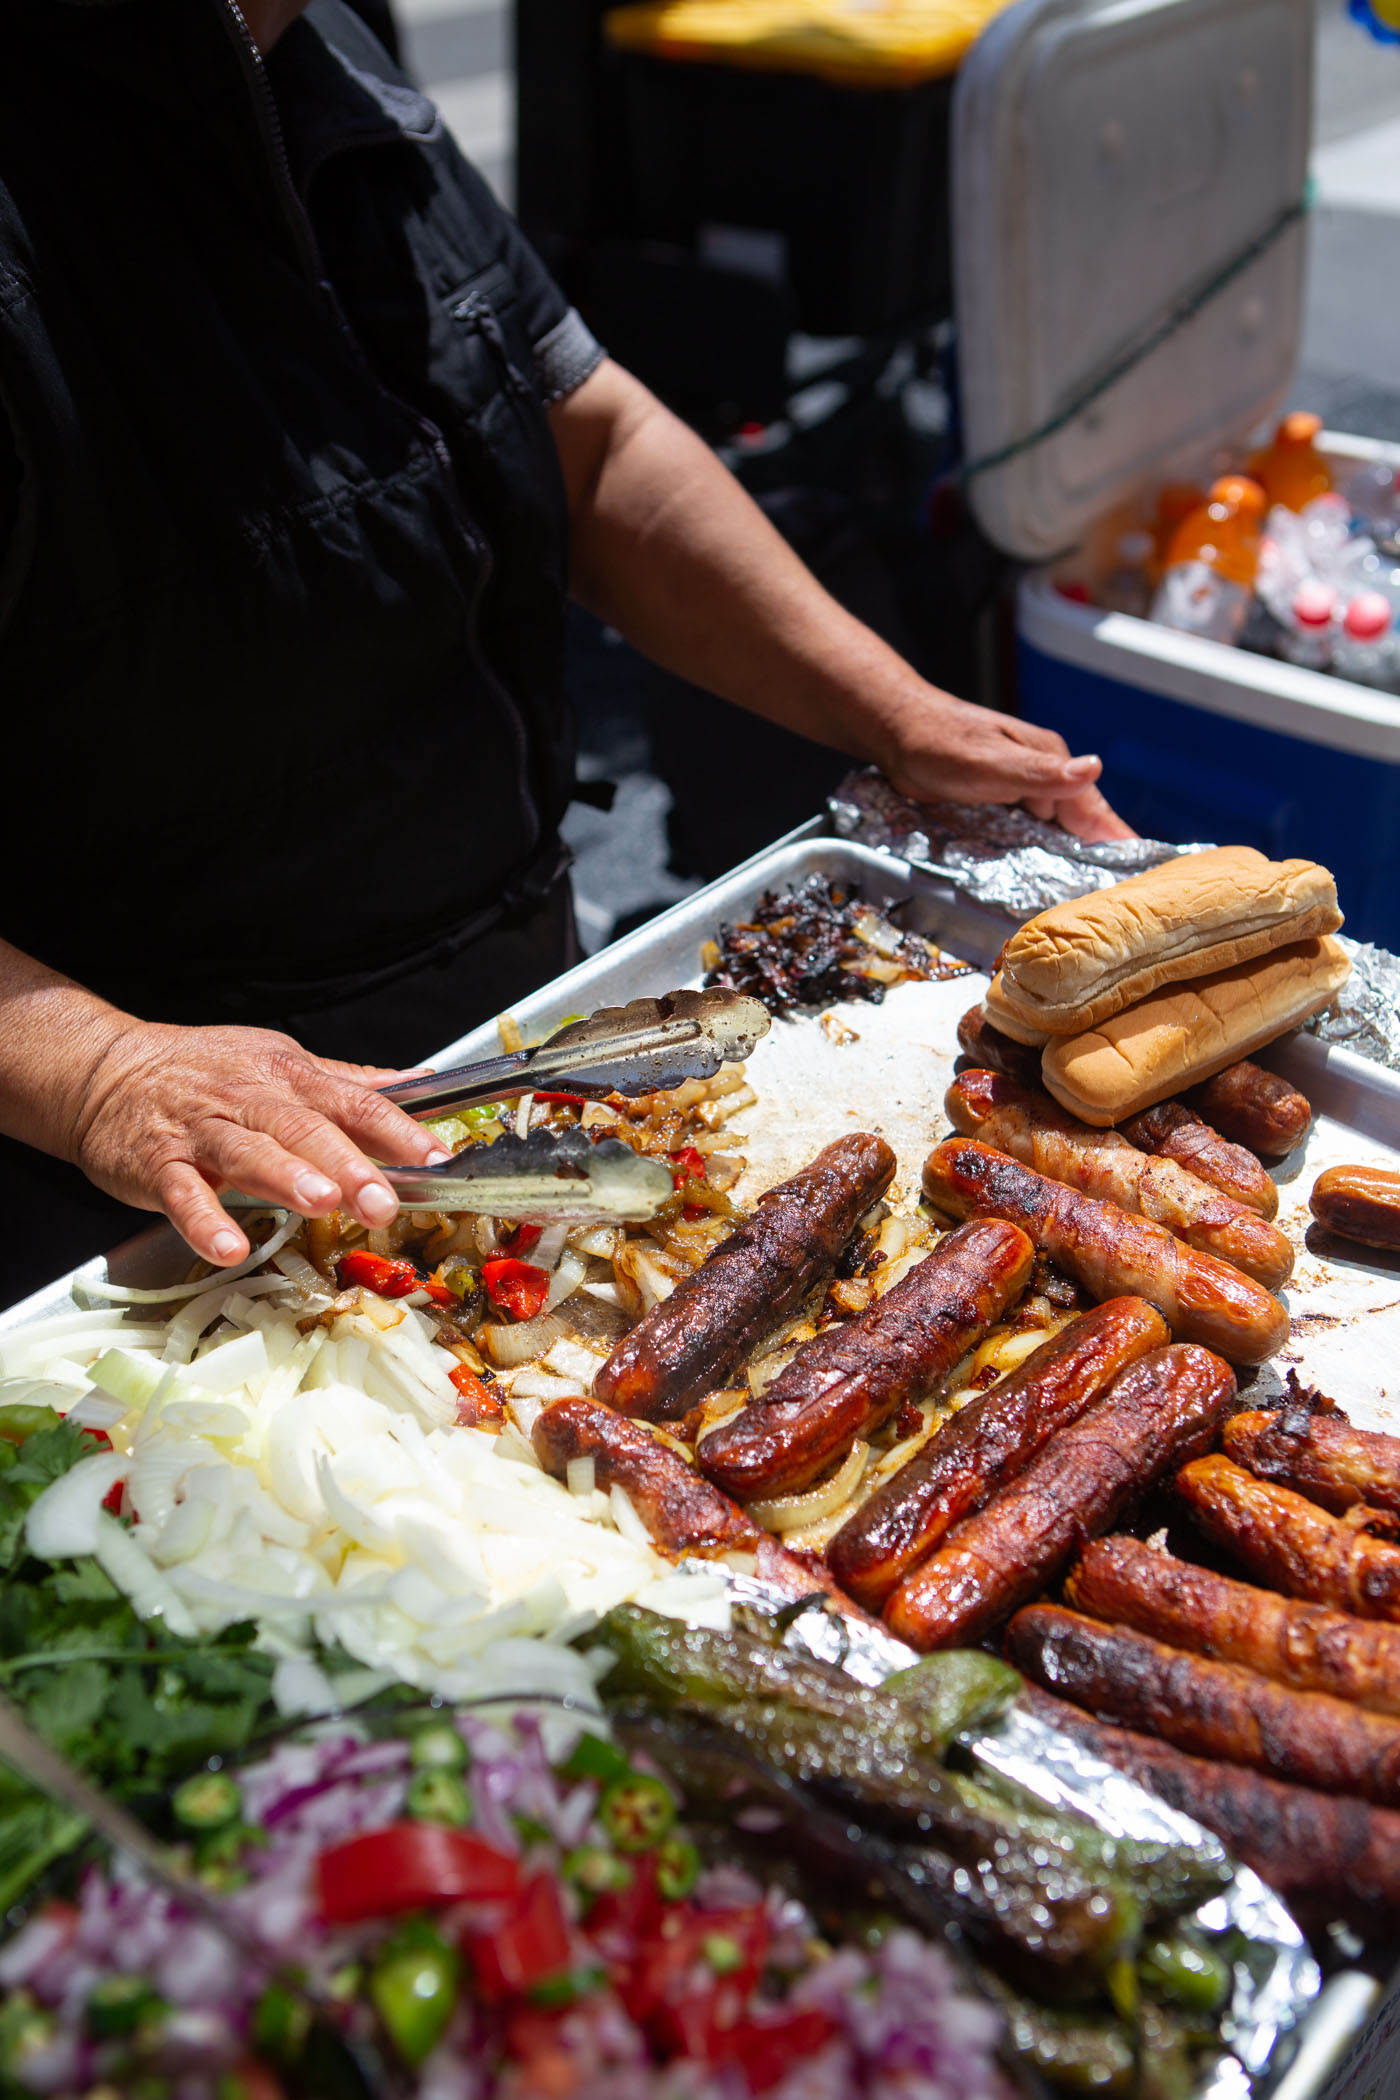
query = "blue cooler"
(951, 0, 1400, 943)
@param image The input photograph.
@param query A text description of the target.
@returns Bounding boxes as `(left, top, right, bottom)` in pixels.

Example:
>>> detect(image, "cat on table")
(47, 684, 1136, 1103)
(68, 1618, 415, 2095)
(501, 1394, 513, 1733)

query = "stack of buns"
(983, 848, 1350, 1126)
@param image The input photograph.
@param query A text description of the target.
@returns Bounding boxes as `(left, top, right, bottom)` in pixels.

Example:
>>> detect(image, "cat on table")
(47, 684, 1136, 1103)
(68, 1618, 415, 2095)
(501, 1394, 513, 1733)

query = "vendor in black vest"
(0, 0, 1128, 1302)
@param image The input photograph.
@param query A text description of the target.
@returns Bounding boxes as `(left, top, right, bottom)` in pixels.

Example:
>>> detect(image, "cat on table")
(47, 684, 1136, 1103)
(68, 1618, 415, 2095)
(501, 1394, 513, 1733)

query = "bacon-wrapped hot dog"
(1008, 1604, 1400, 1807)
(1066, 1534, 1400, 1718)
(922, 1137, 1289, 1365)
(1178, 1454, 1400, 1620)
(945, 1070, 1294, 1288)
(1225, 1406, 1400, 1517)
(697, 1218, 1034, 1504)
(1119, 1100, 1278, 1220)
(1310, 1164, 1400, 1252)
(825, 1297, 1168, 1610)
(533, 1397, 759, 1557)
(595, 1132, 896, 1420)
(1021, 1685, 1400, 1918)
(955, 1005, 1042, 1087)
(1187, 1060, 1311, 1156)
(883, 1344, 1234, 1650)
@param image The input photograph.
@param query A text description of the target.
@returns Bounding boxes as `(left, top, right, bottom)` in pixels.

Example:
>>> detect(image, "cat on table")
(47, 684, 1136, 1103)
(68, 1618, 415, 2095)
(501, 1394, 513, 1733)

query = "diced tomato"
(668, 1146, 707, 1190)
(622, 1903, 769, 2030)
(316, 1823, 519, 1924)
(79, 1427, 112, 1450)
(465, 1871, 573, 2000)
(583, 1852, 662, 1964)
(482, 1257, 550, 1322)
(681, 1204, 707, 1223)
(499, 1223, 543, 1258)
(731, 2008, 842, 2092)
(101, 1479, 126, 1516)
(335, 1250, 421, 1298)
(450, 1364, 505, 1426)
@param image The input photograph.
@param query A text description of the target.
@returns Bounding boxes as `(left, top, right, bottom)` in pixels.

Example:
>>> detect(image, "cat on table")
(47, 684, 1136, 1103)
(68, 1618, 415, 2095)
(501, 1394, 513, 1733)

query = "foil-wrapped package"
(830, 767, 1400, 1074)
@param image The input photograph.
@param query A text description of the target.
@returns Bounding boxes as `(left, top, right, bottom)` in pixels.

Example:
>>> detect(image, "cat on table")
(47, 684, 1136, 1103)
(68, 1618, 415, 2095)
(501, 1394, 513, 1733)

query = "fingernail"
(1068, 754, 1101, 772)
(294, 1171, 337, 1209)
(424, 1147, 453, 1167)
(211, 1229, 243, 1262)
(358, 1181, 397, 1225)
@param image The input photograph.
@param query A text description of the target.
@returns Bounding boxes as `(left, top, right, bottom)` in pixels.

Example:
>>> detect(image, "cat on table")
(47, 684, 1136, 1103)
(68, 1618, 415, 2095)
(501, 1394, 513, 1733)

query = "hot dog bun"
(1041, 936, 1352, 1127)
(994, 848, 1342, 1036)
(982, 972, 1052, 1046)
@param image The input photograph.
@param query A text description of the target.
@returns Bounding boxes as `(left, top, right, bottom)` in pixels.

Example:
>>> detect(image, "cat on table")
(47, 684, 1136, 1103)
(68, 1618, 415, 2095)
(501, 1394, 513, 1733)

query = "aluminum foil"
(674, 1562, 1320, 2093)
(829, 767, 1400, 1074)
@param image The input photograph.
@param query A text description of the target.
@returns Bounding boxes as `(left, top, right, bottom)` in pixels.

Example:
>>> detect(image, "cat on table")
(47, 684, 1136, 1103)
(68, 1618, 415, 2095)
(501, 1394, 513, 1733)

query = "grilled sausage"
(696, 1218, 1034, 1504)
(1119, 1100, 1278, 1221)
(826, 1297, 1169, 1610)
(1021, 1684, 1400, 1918)
(1067, 1534, 1400, 1718)
(1310, 1164, 1400, 1252)
(922, 1137, 1289, 1365)
(595, 1132, 896, 1420)
(1008, 1604, 1400, 1807)
(955, 1006, 1042, 1087)
(1225, 1406, 1400, 1517)
(533, 1397, 759, 1557)
(1187, 1060, 1312, 1157)
(883, 1344, 1234, 1650)
(1178, 1454, 1400, 1621)
(945, 1070, 1294, 1288)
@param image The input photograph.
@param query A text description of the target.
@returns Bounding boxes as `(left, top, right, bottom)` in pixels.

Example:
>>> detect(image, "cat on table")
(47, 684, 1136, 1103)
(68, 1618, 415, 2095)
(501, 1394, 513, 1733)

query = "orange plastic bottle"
(1248, 411, 1333, 512)
(1151, 483, 1205, 573)
(1164, 475, 1267, 586)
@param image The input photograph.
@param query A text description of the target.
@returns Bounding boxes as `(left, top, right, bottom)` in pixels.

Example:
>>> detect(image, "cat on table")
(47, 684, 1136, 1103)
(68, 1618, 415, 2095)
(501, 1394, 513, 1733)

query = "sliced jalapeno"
(599, 1772, 675, 1853)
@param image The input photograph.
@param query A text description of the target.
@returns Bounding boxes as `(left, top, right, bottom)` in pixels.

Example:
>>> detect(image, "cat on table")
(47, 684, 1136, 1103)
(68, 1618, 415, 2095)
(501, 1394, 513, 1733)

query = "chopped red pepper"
(730, 2008, 843, 2091)
(316, 1824, 519, 1924)
(101, 1479, 126, 1516)
(681, 1204, 708, 1223)
(465, 1871, 573, 2000)
(531, 1092, 587, 1108)
(668, 1146, 707, 1190)
(422, 1280, 457, 1308)
(335, 1250, 421, 1299)
(481, 1257, 550, 1321)
(499, 1223, 543, 1258)
(449, 1364, 504, 1426)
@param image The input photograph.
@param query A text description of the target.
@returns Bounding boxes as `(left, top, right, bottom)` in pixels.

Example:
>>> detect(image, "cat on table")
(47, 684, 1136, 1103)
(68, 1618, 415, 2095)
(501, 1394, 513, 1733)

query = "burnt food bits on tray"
(703, 872, 971, 1013)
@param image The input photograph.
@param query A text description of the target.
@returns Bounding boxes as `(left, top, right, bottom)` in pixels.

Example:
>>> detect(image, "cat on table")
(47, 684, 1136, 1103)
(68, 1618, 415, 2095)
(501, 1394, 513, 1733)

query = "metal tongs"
(377, 987, 770, 1220)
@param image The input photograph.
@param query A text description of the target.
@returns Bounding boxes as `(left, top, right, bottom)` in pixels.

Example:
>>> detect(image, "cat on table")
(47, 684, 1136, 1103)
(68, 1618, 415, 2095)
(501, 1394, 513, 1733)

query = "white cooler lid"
(953, 0, 1314, 561)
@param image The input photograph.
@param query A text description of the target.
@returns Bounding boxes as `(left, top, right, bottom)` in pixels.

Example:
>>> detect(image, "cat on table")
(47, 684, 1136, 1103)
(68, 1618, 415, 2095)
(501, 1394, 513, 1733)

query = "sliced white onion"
(270, 1248, 335, 1301)
(94, 1513, 200, 1636)
(75, 1213, 297, 1303)
(543, 1251, 588, 1313)
(532, 1222, 571, 1273)
(480, 1311, 567, 1369)
(748, 1441, 869, 1534)
(509, 1370, 585, 1403)
(565, 1456, 596, 1497)
(542, 1338, 606, 1386)
(61, 1391, 128, 1432)
(570, 1225, 620, 1260)
(25, 1450, 128, 1559)
(88, 1348, 172, 1415)
(581, 1281, 626, 1310)
(514, 1093, 535, 1137)
(188, 1329, 269, 1394)
(609, 1484, 652, 1550)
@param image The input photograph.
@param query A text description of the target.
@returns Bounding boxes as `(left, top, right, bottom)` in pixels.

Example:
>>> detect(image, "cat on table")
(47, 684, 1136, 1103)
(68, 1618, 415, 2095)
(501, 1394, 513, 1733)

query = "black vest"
(0, 0, 578, 998)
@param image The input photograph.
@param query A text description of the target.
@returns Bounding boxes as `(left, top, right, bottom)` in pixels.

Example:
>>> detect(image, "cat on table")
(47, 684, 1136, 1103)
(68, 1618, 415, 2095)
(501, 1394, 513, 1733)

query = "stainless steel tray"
(3, 823, 1399, 2096)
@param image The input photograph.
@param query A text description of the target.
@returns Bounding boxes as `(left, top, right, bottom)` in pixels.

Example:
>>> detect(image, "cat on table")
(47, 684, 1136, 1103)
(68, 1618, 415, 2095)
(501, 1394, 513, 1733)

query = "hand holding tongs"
(375, 987, 770, 1220)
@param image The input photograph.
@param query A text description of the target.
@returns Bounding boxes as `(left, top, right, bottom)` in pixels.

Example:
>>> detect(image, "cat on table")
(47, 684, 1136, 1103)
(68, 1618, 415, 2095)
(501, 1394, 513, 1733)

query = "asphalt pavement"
(398, 0, 1400, 950)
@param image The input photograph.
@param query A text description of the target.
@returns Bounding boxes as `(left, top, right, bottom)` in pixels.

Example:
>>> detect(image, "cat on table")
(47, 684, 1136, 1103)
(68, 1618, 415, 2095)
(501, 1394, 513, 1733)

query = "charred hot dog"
(955, 1005, 1042, 1087)
(1225, 1406, 1400, 1517)
(922, 1136, 1289, 1364)
(883, 1343, 1234, 1650)
(1309, 1164, 1400, 1252)
(1177, 1454, 1400, 1621)
(533, 1396, 759, 1557)
(1007, 1604, 1400, 1807)
(697, 1217, 1034, 1504)
(1066, 1534, 1400, 1718)
(1022, 1685, 1400, 1919)
(1118, 1100, 1278, 1221)
(826, 1296, 1168, 1611)
(595, 1132, 896, 1420)
(945, 1070, 1294, 1288)
(1187, 1060, 1312, 1157)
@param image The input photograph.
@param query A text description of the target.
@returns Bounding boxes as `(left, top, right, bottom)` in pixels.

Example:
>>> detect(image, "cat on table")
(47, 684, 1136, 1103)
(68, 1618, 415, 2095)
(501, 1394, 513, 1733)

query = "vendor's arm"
(0, 939, 448, 1266)
(550, 359, 1130, 843)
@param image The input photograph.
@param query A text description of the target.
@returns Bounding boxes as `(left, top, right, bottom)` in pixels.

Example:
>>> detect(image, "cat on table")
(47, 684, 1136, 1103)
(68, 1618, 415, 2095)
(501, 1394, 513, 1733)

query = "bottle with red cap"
(1149, 475, 1267, 643)
(1280, 579, 1336, 670)
(1331, 591, 1398, 690)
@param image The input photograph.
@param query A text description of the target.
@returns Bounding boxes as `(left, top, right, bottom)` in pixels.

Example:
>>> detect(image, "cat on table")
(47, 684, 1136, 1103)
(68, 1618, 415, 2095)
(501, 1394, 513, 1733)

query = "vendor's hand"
(67, 1020, 450, 1267)
(881, 693, 1135, 844)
